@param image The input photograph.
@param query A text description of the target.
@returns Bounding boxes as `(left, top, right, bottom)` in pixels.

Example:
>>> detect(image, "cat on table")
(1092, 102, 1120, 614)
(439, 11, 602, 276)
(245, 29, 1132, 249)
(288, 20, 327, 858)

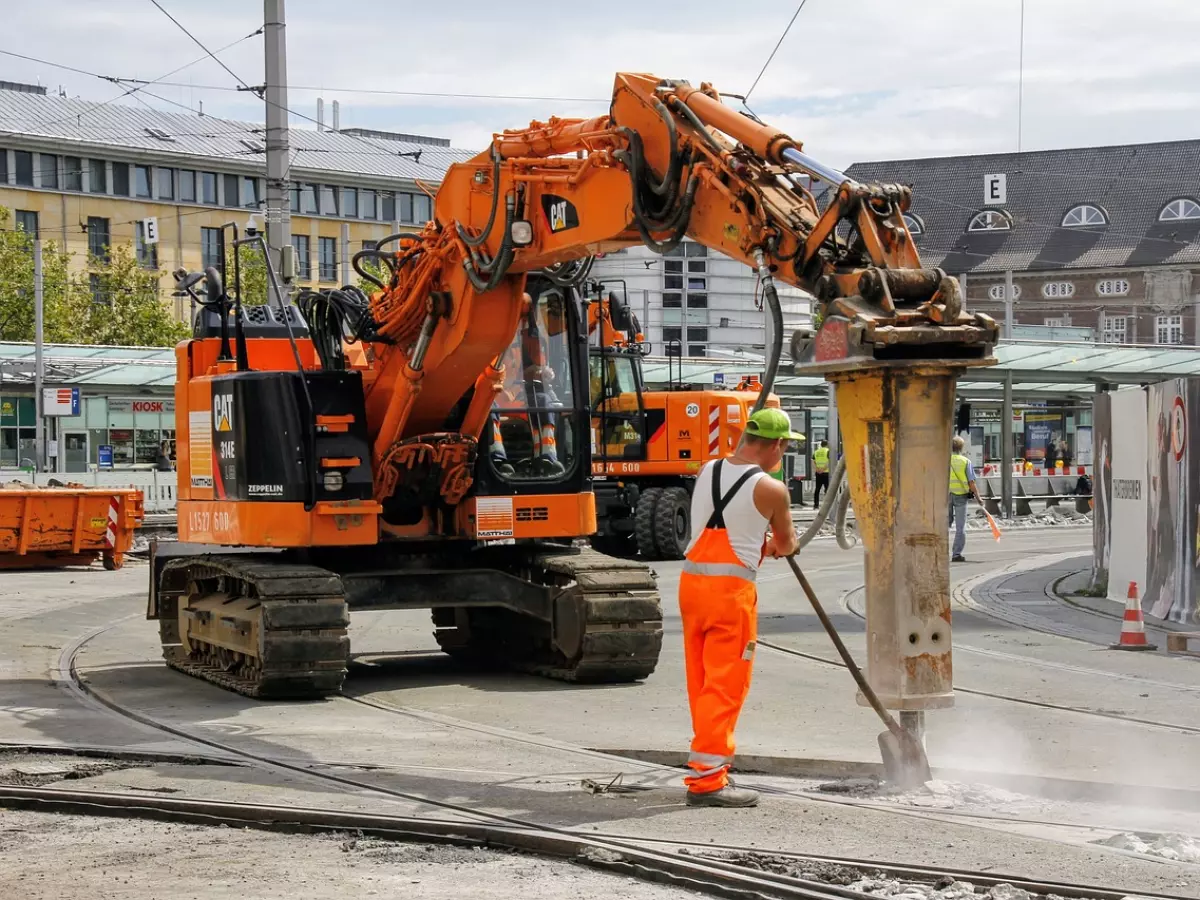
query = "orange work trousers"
(679, 569, 758, 794)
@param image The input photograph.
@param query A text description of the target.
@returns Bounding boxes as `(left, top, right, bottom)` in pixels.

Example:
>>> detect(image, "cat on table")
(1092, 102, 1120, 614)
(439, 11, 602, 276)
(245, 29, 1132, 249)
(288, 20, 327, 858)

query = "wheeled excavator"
(148, 73, 997, 711)
(584, 286, 781, 560)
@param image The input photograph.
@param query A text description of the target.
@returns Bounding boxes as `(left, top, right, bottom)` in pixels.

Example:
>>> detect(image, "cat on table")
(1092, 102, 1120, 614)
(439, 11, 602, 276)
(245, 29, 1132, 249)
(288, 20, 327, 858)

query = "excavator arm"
(358, 73, 994, 468)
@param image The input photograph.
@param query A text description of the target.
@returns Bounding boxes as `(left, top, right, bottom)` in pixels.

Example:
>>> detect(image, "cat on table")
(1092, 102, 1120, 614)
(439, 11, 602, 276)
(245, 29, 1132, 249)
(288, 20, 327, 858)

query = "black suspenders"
(705, 459, 763, 530)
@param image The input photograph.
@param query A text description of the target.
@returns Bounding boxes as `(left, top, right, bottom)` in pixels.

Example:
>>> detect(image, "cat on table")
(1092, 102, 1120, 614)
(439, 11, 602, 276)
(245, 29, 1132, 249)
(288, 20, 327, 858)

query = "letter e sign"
(984, 174, 1006, 206)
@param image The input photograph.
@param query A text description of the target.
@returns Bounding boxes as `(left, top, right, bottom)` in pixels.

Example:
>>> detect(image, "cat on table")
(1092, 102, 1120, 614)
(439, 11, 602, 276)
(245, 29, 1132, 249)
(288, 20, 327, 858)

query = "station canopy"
(6, 339, 1200, 403)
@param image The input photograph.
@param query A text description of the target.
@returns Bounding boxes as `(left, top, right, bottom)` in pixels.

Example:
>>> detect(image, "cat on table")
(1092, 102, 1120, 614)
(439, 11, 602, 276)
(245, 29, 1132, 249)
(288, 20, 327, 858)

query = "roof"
(0, 90, 476, 185)
(845, 140, 1200, 274)
(3, 337, 1190, 401)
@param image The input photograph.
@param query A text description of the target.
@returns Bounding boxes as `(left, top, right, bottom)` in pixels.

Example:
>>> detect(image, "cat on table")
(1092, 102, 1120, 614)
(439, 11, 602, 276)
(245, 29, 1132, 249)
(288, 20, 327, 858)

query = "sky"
(4, 0, 1200, 167)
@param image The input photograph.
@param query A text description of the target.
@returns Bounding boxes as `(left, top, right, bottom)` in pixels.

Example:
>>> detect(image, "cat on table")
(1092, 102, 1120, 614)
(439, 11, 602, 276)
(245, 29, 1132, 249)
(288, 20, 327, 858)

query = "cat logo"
(213, 393, 234, 432)
(541, 194, 578, 233)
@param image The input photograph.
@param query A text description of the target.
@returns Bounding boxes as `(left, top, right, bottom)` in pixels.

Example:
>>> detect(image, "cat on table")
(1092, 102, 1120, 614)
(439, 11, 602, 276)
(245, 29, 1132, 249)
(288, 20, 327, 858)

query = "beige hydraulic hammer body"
(791, 264, 998, 737)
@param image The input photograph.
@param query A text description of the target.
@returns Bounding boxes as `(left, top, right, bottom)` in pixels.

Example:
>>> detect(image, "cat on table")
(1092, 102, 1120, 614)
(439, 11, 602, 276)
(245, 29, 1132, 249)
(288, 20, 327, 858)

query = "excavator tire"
(653, 487, 691, 560)
(431, 547, 663, 684)
(633, 487, 661, 559)
(155, 555, 349, 700)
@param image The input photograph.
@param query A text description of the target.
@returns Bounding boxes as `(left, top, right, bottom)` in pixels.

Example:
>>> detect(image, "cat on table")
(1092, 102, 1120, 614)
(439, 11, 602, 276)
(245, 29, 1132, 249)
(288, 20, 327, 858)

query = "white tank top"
(686, 459, 771, 570)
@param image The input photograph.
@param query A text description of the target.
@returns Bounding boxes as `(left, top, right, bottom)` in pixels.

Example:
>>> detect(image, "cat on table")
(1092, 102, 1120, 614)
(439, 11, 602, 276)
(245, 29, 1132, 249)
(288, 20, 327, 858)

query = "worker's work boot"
(533, 457, 566, 477)
(685, 785, 760, 808)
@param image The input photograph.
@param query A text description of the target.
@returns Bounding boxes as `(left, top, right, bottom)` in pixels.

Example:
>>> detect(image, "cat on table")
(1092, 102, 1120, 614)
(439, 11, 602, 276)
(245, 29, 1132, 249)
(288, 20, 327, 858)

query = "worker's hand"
(764, 534, 785, 559)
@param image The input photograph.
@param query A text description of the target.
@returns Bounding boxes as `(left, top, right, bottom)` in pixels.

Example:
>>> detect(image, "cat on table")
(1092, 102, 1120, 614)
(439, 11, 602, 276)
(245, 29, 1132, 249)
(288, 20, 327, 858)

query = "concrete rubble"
(705, 852, 1078, 899)
(1097, 832, 1200, 863)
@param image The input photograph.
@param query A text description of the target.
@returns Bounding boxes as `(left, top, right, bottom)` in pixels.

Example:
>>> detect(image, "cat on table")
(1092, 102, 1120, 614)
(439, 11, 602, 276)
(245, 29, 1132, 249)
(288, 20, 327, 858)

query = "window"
(1061, 204, 1107, 227)
(688, 260, 706, 273)
(0, 150, 7, 184)
(687, 277, 707, 291)
(292, 235, 311, 279)
(1096, 279, 1129, 296)
(223, 174, 239, 208)
(987, 283, 1022, 301)
(39, 153, 58, 189)
(15, 210, 37, 237)
(1043, 316, 1070, 327)
(685, 242, 707, 258)
(14, 151, 33, 186)
(65, 156, 82, 191)
(89, 273, 107, 305)
(1101, 315, 1128, 344)
(361, 189, 377, 220)
(135, 165, 152, 198)
(398, 192, 414, 223)
(201, 227, 222, 271)
(300, 183, 318, 214)
(967, 210, 1011, 232)
(1041, 281, 1076, 298)
(318, 236, 337, 281)
(663, 326, 683, 355)
(89, 159, 108, 194)
(687, 293, 708, 308)
(200, 171, 218, 204)
(1159, 198, 1200, 222)
(135, 220, 159, 270)
(903, 213, 924, 235)
(342, 187, 358, 218)
(178, 169, 196, 202)
(241, 176, 259, 209)
(381, 191, 395, 222)
(1156, 314, 1184, 345)
(238, 138, 263, 154)
(289, 183, 300, 213)
(687, 327, 709, 342)
(664, 275, 683, 290)
(156, 167, 174, 200)
(87, 217, 110, 261)
(414, 194, 432, 223)
(318, 185, 337, 216)
(664, 259, 683, 274)
(145, 127, 177, 143)
(113, 163, 130, 197)
(662, 292, 682, 308)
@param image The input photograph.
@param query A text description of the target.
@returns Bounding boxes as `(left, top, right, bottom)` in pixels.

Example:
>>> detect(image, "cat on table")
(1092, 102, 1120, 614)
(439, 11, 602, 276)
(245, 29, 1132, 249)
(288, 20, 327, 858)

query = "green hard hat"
(745, 407, 804, 441)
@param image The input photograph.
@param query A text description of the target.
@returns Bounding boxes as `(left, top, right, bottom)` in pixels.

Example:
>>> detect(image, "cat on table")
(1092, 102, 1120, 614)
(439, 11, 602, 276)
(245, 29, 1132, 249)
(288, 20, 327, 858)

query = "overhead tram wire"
(744, 0, 812, 102)
(148, 0, 256, 93)
(112, 79, 610, 105)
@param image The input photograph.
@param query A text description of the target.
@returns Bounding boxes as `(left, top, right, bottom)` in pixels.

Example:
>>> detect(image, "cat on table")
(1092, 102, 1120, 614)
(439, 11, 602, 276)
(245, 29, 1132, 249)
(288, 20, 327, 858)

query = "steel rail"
(0, 784, 1189, 900)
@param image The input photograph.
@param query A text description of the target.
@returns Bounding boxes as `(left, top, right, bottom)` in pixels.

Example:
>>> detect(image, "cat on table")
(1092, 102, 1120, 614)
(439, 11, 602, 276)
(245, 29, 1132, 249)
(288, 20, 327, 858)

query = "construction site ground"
(2, 527, 1198, 898)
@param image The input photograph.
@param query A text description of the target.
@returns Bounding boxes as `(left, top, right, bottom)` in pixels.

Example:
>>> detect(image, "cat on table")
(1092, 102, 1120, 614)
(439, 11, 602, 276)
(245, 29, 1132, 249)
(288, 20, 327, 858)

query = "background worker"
(949, 435, 981, 563)
(679, 408, 799, 809)
(811, 440, 830, 507)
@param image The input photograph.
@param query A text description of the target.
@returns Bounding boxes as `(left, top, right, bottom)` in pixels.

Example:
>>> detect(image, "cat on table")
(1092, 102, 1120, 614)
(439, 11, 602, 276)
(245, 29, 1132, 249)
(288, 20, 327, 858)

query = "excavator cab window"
(589, 350, 645, 461)
(488, 291, 579, 481)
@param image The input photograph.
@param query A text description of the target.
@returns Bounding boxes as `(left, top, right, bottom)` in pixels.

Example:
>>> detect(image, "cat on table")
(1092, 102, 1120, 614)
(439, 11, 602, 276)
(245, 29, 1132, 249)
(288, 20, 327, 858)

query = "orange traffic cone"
(1111, 582, 1157, 651)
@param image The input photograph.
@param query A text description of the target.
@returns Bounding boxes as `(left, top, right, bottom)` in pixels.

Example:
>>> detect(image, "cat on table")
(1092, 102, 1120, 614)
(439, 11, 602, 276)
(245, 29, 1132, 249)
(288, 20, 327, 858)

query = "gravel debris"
(0, 751, 133, 787)
(1096, 832, 1200, 863)
(815, 778, 1046, 815)
(705, 852, 1079, 899)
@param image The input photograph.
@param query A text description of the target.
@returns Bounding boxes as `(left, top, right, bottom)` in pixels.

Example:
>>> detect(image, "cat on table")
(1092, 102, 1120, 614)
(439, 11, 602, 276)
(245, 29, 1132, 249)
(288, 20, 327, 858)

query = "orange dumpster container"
(0, 485, 144, 571)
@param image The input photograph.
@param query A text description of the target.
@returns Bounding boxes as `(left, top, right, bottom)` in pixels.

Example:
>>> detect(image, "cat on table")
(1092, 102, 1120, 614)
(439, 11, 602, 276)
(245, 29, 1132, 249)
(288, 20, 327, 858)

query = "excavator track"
(156, 555, 349, 700)
(433, 547, 663, 684)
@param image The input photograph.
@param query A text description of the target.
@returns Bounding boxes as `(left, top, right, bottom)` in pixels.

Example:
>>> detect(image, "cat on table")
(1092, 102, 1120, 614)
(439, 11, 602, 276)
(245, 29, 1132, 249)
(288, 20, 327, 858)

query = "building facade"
(590, 242, 812, 359)
(845, 141, 1200, 345)
(0, 82, 474, 319)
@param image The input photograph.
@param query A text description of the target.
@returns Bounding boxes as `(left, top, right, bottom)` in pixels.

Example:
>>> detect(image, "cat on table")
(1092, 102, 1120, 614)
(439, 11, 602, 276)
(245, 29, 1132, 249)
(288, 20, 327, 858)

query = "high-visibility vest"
(950, 454, 972, 495)
(813, 446, 830, 472)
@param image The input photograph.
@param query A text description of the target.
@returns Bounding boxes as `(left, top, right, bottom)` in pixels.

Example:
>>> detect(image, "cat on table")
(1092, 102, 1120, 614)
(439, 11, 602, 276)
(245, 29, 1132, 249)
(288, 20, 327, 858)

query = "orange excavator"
(148, 72, 996, 701)
(584, 286, 780, 560)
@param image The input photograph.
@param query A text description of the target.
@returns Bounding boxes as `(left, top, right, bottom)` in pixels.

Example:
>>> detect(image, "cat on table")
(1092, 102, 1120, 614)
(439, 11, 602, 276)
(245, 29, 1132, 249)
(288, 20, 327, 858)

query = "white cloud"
(3, 0, 1198, 164)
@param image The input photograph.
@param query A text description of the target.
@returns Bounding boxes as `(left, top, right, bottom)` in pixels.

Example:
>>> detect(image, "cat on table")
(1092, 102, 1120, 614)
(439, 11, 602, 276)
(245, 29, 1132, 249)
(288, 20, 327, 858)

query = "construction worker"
(949, 435, 981, 563)
(679, 407, 800, 808)
(811, 440, 830, 508)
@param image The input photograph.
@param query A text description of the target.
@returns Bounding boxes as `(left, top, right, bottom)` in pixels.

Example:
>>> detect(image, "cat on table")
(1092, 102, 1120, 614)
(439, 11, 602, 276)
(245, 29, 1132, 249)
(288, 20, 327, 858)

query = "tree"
(235, 243, 269, 306)
(0, 208, 75, 343)
(0, 206, 188, 347)
(64, 246, 189, 347)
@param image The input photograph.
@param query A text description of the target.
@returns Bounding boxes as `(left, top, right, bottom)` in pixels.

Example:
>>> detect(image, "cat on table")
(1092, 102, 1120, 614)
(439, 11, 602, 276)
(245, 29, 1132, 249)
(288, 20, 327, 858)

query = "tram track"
(20, 617, 1196, 900)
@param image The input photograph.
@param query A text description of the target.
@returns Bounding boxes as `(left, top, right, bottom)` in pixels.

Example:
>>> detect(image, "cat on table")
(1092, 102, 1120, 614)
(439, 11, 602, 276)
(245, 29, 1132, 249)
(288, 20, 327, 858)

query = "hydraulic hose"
(457, 148, 503, 248)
